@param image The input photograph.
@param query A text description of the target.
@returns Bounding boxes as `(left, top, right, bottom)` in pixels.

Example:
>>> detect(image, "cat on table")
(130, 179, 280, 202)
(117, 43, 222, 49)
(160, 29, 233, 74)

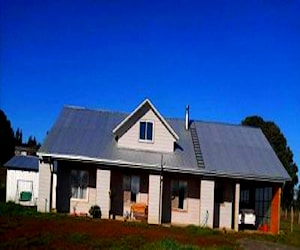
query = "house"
(5, 155, 56, 208)
(37, 99, 290, 233)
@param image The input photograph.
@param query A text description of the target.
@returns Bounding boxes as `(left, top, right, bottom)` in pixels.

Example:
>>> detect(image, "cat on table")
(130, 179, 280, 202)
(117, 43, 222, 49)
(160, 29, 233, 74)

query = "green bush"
(143, 239, 199, 250)
(0, 201, 37, 216)
(89, 205, 101, 218)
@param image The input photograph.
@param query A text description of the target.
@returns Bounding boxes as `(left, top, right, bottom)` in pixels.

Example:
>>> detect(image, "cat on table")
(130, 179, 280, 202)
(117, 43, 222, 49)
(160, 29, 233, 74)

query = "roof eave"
(164, 166, 290, 183)
(38, 152, 289, 183)
(38, 152, 161, 170)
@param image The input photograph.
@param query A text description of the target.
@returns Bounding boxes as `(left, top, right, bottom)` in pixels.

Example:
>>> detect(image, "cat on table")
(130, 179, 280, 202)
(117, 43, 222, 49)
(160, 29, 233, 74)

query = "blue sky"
(1, 1, 299, 174)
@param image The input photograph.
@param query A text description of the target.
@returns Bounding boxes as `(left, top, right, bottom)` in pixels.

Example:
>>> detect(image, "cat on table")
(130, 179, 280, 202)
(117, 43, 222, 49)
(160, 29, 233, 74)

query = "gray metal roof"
(39, 106, 290, 182)
(4, 155, 39, 171)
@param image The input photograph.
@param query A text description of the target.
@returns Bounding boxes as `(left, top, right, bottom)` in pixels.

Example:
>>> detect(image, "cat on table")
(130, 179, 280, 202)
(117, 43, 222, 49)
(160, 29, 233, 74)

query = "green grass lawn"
(1, 202, 300, 249)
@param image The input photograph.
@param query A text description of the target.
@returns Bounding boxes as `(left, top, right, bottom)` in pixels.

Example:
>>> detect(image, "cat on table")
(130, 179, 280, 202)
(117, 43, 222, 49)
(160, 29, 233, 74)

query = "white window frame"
(139, 120, 154, 143)
(70, 169, 89, 201)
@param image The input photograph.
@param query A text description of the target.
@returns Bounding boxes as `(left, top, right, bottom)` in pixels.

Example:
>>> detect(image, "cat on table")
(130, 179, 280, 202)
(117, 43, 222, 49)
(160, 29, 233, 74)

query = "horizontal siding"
(37, 162, 51, 212)
(171, 198, 200, 225)
(70, 187, 96, 214)
(148, 174, 161, 224)
(6, 169, 39, 204)
(200, 180, 215, 228)
(96, 169, 111, 219)
(138, 193, 148, 204)
(219, 202, 232, 229)
(118, 109, 175, 152)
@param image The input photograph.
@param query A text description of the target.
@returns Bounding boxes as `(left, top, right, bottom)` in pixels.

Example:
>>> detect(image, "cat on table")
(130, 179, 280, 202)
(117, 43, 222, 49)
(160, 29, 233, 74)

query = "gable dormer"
(113, 99, 179, 153)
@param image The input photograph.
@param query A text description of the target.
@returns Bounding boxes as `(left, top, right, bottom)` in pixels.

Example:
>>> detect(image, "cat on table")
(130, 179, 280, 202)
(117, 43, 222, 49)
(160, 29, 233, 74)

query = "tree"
(14, 128, 23, 146)
(242, 116, 299, 209)
(26, 136, 40, 155)
(0, 110, 15, 167)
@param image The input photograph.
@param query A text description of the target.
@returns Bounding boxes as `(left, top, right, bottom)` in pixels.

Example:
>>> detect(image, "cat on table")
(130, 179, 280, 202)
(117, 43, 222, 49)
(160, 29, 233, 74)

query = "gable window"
(70, 170, 88, 200)
(139, 121, 153, 142)
(171, 180, 188, 210)
(123, 175, 140, 202)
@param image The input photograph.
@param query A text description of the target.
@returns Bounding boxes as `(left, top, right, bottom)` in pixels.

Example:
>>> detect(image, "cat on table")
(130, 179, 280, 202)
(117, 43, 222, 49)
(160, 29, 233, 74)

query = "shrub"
(89, 205, 101, 219)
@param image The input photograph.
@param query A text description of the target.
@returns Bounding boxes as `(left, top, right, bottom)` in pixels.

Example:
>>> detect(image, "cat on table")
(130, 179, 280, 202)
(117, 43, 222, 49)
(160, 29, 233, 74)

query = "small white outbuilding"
(4, 155, 56, 207)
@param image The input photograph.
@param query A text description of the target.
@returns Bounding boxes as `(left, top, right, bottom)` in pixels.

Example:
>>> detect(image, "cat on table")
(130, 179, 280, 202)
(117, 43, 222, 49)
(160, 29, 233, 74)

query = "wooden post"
(291, 206, 293, 233)
(270, 186, 281, 234)
(298, 211, 300, 225)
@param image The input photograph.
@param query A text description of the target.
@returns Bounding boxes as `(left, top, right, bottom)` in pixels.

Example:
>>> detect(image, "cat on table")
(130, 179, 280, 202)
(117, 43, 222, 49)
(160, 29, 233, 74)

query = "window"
(139, 121, 153, 141)
(171, 180, 187, 210)
(240, 189, 250, 204)
(70, 170, 88, 200)
(123, 175, 140, 202)
(255, 187, 272, 226)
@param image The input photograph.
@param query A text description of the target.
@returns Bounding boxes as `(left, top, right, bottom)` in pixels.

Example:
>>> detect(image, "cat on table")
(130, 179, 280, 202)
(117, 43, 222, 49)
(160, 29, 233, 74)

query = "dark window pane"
(123, 175, 131, 191)
(146, 122, 153, 140)
(70, 170, 88, 199)
(131, 192, 136, 202)
(140, 122, 146, 140)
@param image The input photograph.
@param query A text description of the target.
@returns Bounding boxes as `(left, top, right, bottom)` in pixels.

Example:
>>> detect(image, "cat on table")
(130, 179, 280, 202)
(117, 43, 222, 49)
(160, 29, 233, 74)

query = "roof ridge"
(167, 117, 260, 130)
(64, 105, 129, 116)
(63, 105, 261, 131)
(192, 119, 262, 130)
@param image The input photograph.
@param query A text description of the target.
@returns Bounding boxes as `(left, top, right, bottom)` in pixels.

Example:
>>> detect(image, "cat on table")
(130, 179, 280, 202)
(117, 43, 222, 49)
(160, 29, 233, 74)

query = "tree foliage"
(242, 115, 298, 209)
(15, 128, 23, 146)
(0, 110, 15, 166)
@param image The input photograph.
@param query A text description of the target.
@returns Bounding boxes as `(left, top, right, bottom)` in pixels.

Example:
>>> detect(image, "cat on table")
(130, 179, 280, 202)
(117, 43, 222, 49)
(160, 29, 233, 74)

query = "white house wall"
(219, 202, 232, 228)
(37, 161, 52, 212)
(171, 198, 200, 225)
(118, 109, 175, 153)
(6, 169, 39, 204)
(96, 169, 111, 219)
(70, 187, 96, 215)
(200, 180, 215, 228)
(170, 178, 201, 226)
(148, 174, 161, 224)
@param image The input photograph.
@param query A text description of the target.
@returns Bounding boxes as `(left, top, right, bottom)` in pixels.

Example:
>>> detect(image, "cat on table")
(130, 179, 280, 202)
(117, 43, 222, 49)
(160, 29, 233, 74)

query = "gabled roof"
(4, 155, 39, 171)
(38, 104, 291, 183)
(113, 99, 179, 141)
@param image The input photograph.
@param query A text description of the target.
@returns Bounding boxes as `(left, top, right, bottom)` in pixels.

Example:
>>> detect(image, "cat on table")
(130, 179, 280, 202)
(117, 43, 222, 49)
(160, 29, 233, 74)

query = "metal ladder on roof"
(190, 122, 205, 168)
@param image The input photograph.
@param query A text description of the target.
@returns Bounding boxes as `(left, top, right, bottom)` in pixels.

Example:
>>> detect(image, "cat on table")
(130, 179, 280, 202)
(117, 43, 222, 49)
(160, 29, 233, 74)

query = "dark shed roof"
(39, 106, 290, 182)
(4, 155, 39, 171)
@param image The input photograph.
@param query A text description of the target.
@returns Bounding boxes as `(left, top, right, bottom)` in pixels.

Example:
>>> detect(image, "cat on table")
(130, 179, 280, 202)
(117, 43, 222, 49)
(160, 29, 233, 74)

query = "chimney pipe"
(185, 105, 189, 130)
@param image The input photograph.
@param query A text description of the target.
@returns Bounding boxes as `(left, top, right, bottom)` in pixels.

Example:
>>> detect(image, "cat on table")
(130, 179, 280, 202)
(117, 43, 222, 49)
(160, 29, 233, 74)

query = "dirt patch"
(0, 215, 235, 249)
(238, 238, 299, 250)
(2, 214, 299, 249)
